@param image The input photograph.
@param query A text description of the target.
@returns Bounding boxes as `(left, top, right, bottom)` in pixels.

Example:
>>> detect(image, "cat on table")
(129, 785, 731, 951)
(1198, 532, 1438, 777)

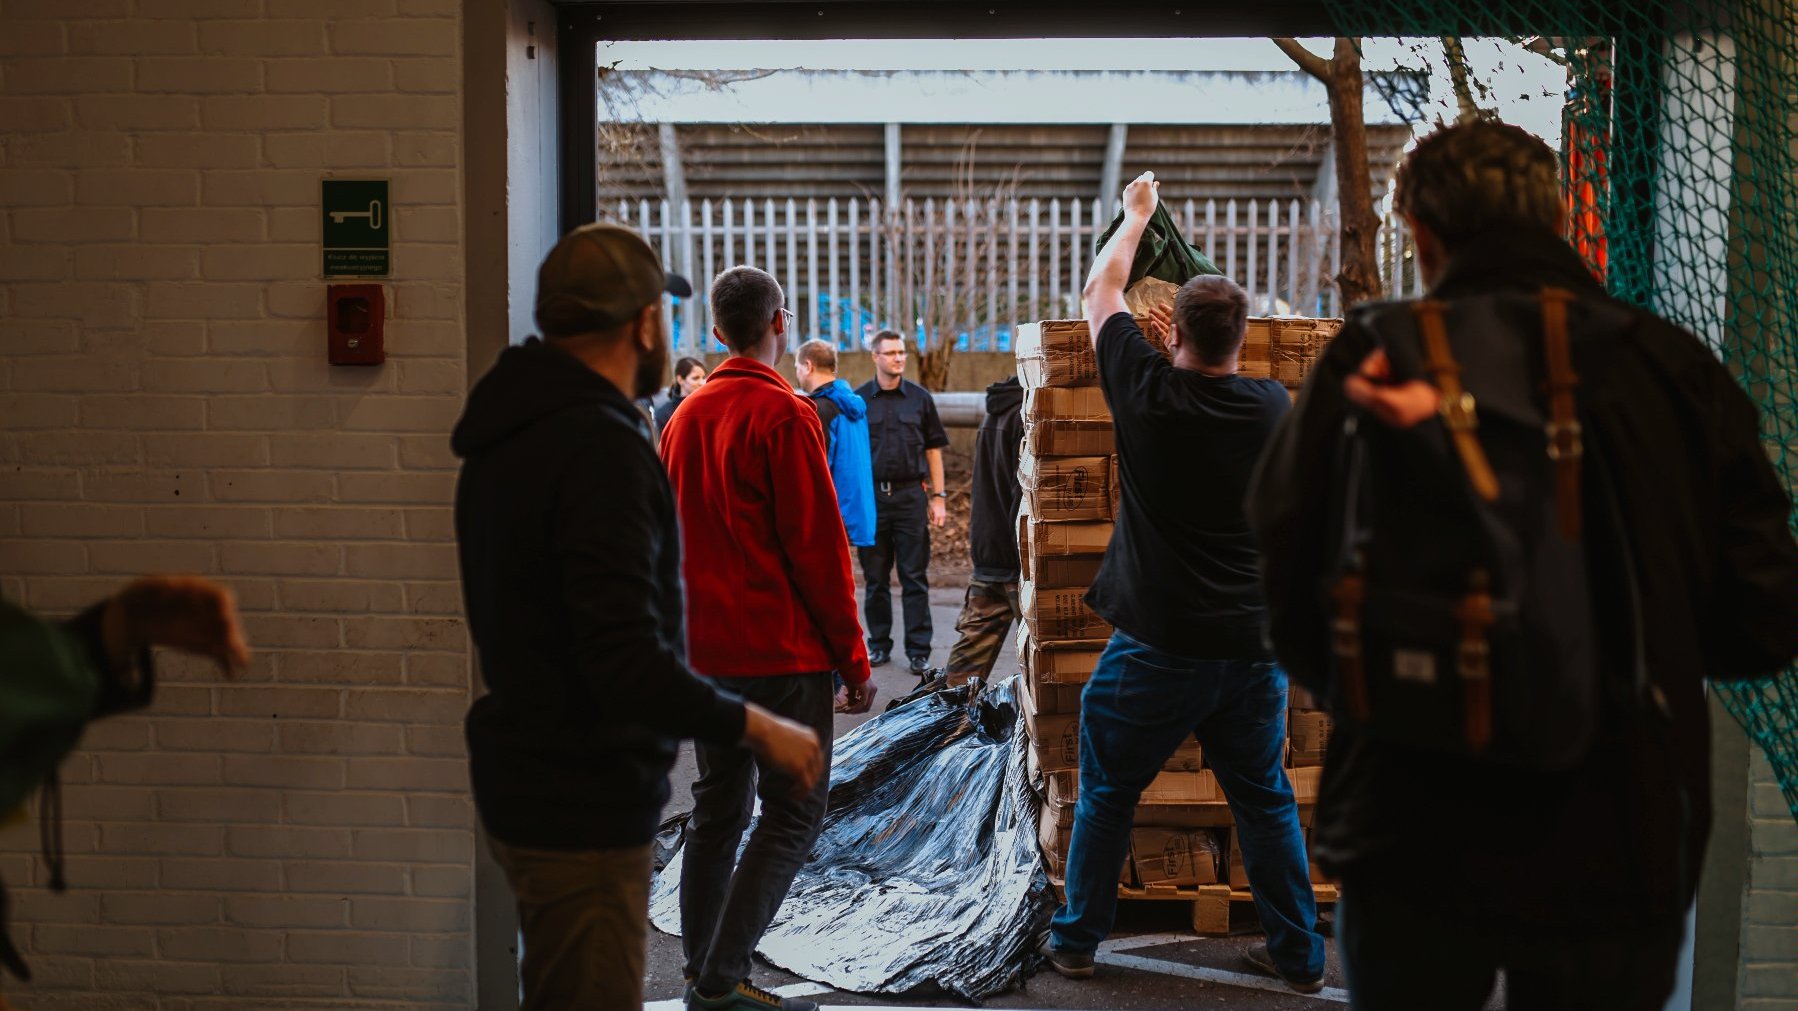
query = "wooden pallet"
(1051, 878, 1337, 936)
(1123, 882, 1339, 936)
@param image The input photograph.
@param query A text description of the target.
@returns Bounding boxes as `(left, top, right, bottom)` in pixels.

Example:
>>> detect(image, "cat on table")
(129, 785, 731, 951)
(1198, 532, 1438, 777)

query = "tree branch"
(1271, 37, 1332, 82)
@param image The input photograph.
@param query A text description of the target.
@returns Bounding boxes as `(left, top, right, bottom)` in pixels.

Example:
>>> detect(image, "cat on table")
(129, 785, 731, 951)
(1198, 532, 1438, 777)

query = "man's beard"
(633, 341, 669, 400)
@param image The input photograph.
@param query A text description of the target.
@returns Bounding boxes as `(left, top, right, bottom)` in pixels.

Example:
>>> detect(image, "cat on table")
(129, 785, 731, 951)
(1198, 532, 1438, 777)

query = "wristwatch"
(932, 491, 948, 498)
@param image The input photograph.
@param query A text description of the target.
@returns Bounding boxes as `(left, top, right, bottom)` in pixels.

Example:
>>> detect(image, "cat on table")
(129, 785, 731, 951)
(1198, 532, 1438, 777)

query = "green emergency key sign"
(322, 179, 389, 277)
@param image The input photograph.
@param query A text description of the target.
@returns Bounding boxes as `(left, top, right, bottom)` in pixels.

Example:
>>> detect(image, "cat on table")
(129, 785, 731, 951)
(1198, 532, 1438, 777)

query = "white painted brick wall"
(1741, 750, 1798, 1006)
(0, 1, 472, 1006)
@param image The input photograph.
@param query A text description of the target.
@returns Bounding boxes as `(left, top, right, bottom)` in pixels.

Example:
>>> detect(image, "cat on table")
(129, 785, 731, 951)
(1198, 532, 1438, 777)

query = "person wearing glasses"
(854, 330, 951, 676)
(659, 266, 876, 1011)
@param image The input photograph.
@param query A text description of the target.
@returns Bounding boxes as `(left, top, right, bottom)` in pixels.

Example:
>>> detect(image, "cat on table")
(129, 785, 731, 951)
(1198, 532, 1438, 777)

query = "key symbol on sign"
(329, 200, 382, 229)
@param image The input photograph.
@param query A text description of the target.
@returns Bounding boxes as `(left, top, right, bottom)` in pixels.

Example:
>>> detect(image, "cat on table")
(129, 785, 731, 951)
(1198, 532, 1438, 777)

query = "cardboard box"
(1023, 387, 1114, 456)
(1288, 685, 1322, 713)
(1016, 319, 1099, 388)
(1022, 688, 1082, 773)
(1019, 449, 1116, 522)
(1052, 767, 1233, 827)
(1288, 710, 1331, 767)
(1132, 826, 1221, 887)
(1163, 737, 1205, 772)
(1229, 827, 1328, 889)
(1045, 768, 1080, 811)
(1021, 515, 1113, 558)
(1016, 317, 1155, 388)
(1286, 764, 1322, 804)
(1021, 579, 1113, 642)
(1141, 769, 1226, 805)
(1024, 675, 1084, 716)
(1029, 553, 1106, 589)
(1018, 628, 1107, 685)
(1039, 806, 1134, 886)
(1239, 316, 1342, 387)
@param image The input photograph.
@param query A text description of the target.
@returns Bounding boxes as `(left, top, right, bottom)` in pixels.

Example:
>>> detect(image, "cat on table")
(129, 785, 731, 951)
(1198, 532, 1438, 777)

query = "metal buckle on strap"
(877, 481, 893, 494)
(1545, 419, 1583, 461)
(1439, 390, 1479, 432)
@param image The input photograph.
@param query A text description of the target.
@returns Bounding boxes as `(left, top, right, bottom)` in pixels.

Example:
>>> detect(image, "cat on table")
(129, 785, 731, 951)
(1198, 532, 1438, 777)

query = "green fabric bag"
(0, 596, 102, 980)
(0, 598, 98, 821)
(1093, 203, 1223, 288)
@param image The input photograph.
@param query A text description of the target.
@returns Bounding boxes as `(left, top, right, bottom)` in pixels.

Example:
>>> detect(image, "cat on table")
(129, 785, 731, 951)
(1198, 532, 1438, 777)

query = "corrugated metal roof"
(596, 121, 1414, 204)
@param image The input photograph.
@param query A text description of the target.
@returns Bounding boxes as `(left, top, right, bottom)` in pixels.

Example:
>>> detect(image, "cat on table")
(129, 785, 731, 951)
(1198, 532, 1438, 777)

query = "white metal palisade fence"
(602, 196, 1425, 356)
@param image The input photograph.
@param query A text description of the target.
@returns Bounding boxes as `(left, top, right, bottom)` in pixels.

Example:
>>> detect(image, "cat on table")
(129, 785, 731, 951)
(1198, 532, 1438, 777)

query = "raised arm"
(1084, 170, 1158, 344)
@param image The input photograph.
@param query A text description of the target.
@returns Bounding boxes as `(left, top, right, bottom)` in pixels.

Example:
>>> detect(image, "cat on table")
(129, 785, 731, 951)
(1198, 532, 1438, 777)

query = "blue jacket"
(810, 379, 877, 547)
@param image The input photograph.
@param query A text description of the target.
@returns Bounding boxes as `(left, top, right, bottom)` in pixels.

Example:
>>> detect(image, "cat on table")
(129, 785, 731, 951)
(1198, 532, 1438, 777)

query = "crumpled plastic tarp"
(650, 678, 1053, 1001)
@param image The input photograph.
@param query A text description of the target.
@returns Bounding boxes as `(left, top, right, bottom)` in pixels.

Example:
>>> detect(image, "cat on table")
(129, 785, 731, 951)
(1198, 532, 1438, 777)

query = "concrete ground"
(645, 587, 1505, 1010)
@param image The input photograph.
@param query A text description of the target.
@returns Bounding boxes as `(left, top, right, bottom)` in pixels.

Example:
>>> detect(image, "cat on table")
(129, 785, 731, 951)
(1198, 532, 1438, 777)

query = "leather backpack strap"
(1413, 301, 1500, 502)
(1456, 570, 1497, 753)
(1330, 568, 1370, 721)
(1539, 287, 1584, 540)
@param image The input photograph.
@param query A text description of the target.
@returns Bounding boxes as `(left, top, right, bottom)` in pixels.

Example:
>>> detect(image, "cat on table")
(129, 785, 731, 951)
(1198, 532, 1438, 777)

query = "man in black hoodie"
(452, 223, 823, 1011)
(944, 376, 1024, 686)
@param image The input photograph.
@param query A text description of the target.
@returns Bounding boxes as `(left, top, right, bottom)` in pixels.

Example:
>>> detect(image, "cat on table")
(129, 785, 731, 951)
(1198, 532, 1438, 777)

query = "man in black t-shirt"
(1037, 173, 1325, 994)
(854, 331, 951, 675)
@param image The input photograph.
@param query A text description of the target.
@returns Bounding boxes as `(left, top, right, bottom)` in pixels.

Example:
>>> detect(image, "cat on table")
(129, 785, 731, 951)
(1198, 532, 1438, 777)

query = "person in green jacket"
(1, 575, 249, 988)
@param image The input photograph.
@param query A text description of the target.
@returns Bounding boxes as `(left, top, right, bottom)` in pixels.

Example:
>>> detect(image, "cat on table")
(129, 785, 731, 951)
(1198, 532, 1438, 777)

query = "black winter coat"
(970, 378, 1024, 582)
(453, 339, 745, 850)
(1248, 227, 1798, 928)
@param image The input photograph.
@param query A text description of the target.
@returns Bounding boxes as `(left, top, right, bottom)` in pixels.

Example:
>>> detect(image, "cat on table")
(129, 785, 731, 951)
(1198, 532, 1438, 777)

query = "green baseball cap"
(535, 223, 692, 327)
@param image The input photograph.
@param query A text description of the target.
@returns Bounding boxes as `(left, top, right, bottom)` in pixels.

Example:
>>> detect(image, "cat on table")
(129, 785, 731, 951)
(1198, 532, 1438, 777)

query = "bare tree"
(887, 138, 1020, 391)
(1272, 37, 1384, 308)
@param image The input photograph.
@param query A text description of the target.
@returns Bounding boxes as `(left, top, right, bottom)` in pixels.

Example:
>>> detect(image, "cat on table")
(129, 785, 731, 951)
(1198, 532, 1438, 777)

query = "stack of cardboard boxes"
(1015, 311, 1341, 932)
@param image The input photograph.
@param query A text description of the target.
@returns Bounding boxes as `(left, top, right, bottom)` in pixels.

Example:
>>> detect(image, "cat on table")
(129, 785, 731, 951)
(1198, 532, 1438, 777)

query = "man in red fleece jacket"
(660, 265, 876, 1011)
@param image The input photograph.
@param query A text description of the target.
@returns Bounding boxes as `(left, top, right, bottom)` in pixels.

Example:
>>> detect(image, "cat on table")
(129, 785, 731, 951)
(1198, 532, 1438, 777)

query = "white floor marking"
(1096, 950, 1350, 1004)
(647, 934, 1346, 1008)
(1098, 931, 1200, 953)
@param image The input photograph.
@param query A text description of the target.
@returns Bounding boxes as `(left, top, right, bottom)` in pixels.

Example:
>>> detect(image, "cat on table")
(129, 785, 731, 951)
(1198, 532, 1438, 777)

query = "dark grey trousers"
(679, 672, 835, 994)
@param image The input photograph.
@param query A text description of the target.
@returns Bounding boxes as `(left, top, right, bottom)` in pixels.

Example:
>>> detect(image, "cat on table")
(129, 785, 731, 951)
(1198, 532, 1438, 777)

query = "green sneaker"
(687, 980, 818, 1011)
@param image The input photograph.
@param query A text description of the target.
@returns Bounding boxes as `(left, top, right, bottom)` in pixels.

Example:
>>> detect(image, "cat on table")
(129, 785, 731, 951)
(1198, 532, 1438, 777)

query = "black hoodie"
(969, 377, 1025, 582)
(452, 338, 745, 850)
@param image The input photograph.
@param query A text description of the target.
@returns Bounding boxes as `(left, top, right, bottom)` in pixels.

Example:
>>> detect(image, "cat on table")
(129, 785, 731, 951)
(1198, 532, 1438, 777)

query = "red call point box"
(327, 283, 385, 366)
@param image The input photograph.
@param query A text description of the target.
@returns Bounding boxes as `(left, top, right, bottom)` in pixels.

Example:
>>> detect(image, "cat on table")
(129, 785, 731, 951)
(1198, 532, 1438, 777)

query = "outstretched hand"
(1122, 170, 1159, 220)
(105, 575, 251, 678)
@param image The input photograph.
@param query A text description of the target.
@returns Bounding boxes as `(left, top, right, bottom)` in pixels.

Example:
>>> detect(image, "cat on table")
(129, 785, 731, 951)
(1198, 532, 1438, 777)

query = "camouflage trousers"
(944, 579, 1022, 687)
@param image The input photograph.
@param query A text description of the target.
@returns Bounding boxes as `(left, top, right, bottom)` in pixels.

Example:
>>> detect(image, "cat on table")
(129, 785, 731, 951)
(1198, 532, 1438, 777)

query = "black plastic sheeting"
(650, 678, 1053, 1002)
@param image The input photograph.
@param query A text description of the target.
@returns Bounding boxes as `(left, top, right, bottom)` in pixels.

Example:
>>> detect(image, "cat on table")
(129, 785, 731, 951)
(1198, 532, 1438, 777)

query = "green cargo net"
(1322, 1, 1798, 822)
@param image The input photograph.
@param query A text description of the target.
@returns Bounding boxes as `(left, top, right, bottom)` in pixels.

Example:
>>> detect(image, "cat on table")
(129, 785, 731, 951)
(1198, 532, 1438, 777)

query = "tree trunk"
(1442, 36, 1481, 123)
(1327, 38, 1383, 308)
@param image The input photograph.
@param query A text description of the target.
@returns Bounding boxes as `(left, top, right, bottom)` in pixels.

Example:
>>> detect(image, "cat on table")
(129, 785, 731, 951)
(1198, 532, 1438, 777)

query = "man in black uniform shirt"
(854, 330, 950, 676)
(1037, 173, 1325, 994)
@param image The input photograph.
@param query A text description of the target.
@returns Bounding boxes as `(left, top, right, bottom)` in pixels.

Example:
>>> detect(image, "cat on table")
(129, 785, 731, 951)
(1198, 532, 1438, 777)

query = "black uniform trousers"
(858, 481, 932, 659)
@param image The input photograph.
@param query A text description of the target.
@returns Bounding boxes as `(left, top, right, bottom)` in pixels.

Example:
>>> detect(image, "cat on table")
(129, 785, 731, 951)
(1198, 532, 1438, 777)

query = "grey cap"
(535, 223, 692, 327)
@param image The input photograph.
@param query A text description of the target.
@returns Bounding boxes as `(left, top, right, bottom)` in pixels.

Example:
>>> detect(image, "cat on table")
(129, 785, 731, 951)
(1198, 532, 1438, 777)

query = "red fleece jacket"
(659, 356, 872, 684)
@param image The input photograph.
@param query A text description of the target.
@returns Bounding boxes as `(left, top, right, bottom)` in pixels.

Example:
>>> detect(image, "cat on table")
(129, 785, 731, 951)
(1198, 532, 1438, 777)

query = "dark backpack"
(1322, 287, 1630, 770)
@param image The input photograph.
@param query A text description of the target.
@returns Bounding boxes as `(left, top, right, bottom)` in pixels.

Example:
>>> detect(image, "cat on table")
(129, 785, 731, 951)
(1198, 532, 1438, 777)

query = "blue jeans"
(1050, 630, 1326, 981)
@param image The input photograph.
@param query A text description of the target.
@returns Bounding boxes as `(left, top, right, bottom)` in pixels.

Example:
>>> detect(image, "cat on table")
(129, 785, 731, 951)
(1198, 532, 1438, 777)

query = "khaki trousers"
(490, 838, 655, 1011)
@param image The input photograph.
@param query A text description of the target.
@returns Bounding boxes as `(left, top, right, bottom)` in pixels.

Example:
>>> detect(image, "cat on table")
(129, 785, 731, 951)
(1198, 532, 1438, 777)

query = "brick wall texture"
(0, 1, 472, 1007)
(1742, 750, 1798, 1007)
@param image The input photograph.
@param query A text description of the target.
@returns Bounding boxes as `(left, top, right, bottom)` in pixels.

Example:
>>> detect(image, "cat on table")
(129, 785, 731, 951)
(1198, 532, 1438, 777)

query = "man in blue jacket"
(796, 339, 875, 548)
